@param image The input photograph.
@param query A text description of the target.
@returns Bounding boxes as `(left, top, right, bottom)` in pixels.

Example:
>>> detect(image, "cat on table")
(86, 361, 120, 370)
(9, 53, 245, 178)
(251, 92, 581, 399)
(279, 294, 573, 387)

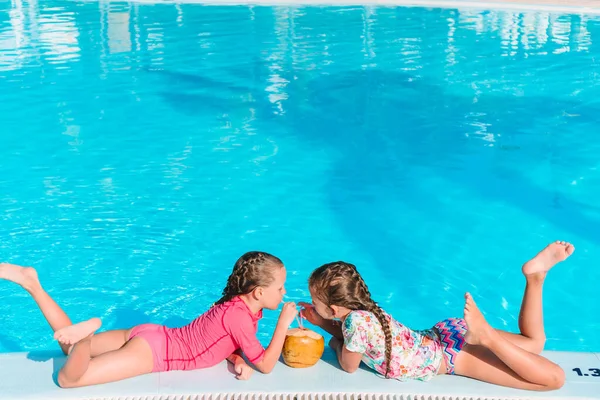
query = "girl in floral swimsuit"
(300, 241, 573, 391)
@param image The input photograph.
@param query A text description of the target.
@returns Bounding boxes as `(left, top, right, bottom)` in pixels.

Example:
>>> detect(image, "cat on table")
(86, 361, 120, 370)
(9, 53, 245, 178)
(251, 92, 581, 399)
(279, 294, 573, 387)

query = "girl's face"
(258, 266, 287, 310)
(309, 288, 336, 320)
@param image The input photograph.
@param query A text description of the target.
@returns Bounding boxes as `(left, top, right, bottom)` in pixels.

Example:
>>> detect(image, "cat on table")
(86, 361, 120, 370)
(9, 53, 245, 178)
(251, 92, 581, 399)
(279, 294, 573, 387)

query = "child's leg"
(1, 263, 135, 357)
(495, 241, 574, 354)
(454, 344, 562, 390)
(53, 319, 133, 357)
(56, 319, 153, 388)
(89, 329, 133, 356)
(454, 294, 564, 390)
(0, 263, 72, 355)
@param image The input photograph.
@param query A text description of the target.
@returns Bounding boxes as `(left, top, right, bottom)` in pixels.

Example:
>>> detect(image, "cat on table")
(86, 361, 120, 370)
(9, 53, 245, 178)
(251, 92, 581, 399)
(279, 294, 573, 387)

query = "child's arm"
(252, 302, 297, 374)
(317, 319, 342, 340)
(330, 337, 363, 373)
(299, 302, 343, 340)
(227, 350, 253, 380)
(226, 350, 244, 364)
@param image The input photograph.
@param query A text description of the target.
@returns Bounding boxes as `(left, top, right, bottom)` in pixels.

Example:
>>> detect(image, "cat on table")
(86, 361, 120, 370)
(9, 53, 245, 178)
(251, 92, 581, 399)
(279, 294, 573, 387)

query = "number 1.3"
(573, 368, 600, 377)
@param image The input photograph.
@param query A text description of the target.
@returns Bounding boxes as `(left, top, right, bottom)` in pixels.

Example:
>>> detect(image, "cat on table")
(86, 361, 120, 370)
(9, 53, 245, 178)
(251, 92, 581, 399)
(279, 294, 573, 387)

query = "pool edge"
(2, 350, 599, 400)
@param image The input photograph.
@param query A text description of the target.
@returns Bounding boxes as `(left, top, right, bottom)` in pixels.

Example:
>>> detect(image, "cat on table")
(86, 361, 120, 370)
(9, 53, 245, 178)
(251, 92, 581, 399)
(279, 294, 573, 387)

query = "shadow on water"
(145, 67, 255, 96)
(81, 2, 600, 325)
(279, 69, 600, 299)
(146, 66, 273, 121)
(0, 334, 23, 353)
(152, 63, 600, 297)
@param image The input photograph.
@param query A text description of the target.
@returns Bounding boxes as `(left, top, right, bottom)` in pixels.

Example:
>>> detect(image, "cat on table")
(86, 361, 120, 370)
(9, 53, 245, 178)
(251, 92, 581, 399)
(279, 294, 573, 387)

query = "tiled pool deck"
(1, 349, 600, 400)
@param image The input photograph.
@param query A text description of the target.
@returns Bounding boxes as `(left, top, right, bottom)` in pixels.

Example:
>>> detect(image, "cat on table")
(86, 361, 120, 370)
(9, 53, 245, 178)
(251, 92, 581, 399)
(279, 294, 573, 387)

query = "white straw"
(296, 314, 304, 329)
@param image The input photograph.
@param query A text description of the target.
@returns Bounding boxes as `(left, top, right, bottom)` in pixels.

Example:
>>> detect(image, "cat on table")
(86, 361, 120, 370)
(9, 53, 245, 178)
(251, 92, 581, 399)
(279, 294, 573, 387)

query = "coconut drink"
(282, 328, 325, 368)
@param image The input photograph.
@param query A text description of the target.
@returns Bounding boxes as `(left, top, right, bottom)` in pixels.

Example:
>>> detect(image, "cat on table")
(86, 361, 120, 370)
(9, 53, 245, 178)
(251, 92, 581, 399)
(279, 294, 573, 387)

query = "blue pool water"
(1, 1, 600, 354)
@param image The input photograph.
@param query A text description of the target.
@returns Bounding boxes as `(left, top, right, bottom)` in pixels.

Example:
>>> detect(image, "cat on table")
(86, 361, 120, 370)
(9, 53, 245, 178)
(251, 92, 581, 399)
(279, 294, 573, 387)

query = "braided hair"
(214, 251, 284, 306)
(309, 262, 393, 378)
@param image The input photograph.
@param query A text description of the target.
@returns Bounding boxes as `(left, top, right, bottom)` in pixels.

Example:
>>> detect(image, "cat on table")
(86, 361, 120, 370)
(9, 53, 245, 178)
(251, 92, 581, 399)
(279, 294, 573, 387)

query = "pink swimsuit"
(128, 297, 265, 372)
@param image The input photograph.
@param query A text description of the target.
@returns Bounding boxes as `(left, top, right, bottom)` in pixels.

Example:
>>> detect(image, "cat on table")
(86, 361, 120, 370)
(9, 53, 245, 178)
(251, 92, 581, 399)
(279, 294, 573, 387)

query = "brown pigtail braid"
(309, 262, 393, 378)
(354, 271, 393, 378)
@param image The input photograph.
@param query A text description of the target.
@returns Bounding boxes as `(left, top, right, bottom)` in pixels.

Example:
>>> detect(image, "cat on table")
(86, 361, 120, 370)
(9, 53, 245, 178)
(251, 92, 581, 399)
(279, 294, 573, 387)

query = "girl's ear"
(253, 287, 263, 300)
(330, 305, 341, 318)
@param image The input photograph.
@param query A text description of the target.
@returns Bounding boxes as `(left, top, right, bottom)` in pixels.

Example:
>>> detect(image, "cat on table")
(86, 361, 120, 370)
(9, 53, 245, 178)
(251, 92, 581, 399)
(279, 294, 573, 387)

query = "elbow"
(260, 367, 274, 375)
(255, 363, 275, 374)
(341, 364, 359, 374)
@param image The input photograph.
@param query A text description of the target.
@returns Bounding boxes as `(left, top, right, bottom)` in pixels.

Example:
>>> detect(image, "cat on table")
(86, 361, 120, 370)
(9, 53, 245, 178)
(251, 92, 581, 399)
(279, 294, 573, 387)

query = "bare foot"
(463, 293, 495, 347)
(522, 241, 575, 278)
(54, 318, 102, 346)
(0, 263, 41, 292)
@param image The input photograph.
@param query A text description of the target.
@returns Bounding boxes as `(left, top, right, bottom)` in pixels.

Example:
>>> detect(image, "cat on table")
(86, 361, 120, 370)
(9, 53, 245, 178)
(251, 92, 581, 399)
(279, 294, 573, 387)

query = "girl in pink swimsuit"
(0, 251, 298, 388)
(301, 241, 574, 391)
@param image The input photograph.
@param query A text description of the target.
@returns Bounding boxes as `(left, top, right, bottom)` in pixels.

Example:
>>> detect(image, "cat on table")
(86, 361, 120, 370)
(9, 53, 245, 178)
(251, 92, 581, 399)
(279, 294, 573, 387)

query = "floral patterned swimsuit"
(342, 310, 467, 381)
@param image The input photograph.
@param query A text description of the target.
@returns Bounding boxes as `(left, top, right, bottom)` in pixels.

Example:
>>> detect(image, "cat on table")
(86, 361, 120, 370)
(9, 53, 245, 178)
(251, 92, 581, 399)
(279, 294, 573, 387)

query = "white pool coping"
(1, 349, 599, 400)
(123, 0, 600, 15)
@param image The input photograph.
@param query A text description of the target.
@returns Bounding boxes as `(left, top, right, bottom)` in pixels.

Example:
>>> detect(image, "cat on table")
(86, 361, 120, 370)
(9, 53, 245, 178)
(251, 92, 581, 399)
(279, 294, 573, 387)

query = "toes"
(55, 332, 71, 344)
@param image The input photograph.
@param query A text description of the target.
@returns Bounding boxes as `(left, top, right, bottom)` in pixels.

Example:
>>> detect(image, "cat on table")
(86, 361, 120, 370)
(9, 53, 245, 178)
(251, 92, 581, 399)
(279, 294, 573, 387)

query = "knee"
(57, 371, 75, 389)
(545, 366, 565, 390)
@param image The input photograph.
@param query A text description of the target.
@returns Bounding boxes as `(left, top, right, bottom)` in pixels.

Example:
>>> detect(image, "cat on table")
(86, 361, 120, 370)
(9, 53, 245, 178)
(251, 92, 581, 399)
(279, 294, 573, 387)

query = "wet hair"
(309, 261, 392, 377)
(214, 251, 284, 305)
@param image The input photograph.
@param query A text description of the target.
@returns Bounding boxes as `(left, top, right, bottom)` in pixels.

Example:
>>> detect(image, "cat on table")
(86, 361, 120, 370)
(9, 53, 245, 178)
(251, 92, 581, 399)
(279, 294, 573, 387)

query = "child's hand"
(299, 302, 325, 327)
(234, 361, 253, 380)
(278, 302, 298, 327)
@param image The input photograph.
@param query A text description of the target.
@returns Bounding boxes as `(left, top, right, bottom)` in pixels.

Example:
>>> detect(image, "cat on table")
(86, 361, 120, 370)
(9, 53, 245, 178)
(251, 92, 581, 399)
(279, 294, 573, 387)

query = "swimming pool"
(1, 1, 599, 354)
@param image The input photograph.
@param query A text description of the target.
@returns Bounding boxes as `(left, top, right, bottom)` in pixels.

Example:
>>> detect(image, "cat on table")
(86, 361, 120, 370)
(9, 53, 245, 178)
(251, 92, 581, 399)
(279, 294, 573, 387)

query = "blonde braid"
(214, 251, 283, 306)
